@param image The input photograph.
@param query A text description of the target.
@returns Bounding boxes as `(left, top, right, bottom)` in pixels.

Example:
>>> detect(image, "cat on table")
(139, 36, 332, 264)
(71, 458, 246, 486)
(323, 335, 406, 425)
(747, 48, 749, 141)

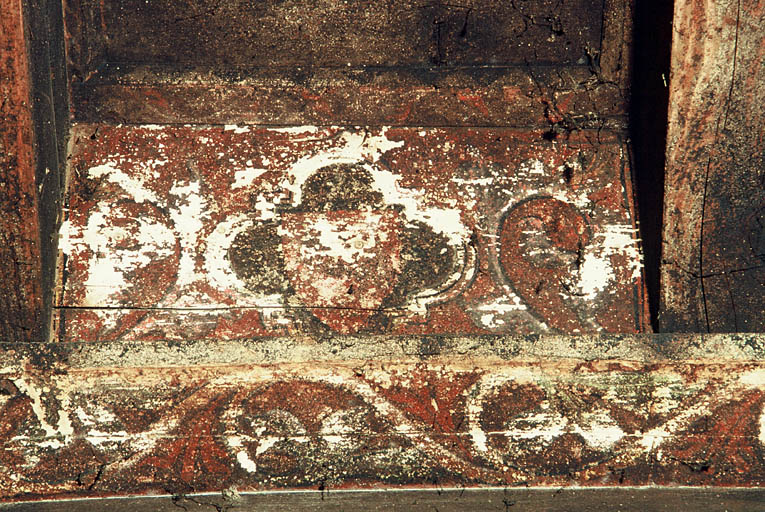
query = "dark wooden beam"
(0, 0, 68, 342)
(0, 0, 45, 341)
(4, 488, 765, 512)
(64, 0, 604, 70)
(661, 0, 765, 331)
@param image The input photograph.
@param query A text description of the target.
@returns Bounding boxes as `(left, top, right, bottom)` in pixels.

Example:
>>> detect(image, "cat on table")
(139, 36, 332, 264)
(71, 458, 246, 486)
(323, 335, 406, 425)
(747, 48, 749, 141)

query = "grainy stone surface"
(56, 124, 647, 340)
(1, 336, 764, 499)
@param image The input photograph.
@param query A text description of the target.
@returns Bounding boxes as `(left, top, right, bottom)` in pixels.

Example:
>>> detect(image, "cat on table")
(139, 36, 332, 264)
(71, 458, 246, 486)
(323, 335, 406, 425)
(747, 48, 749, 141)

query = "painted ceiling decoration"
(58, 125, 647, 340)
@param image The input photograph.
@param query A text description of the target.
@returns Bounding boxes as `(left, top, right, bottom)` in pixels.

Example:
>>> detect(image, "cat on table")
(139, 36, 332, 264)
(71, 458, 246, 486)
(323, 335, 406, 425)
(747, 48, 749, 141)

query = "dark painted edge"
(69, 63, 627, 128)
(22, 0, 70, 342)
(3, 488, 765, 511)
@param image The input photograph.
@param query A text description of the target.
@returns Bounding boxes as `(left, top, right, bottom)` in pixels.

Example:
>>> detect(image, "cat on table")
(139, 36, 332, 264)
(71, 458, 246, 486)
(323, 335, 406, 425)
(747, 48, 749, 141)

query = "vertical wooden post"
(661, 0, 765, 331)
(0, 0, 44, 341)
(0, 0, 68, 341)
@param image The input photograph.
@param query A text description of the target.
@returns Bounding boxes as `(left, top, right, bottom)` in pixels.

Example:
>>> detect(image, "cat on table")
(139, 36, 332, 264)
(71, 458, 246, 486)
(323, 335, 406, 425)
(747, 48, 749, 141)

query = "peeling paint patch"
(3, 355, 764, 496)
(57, 125, 647, 340)
(232, 167, 267, 189)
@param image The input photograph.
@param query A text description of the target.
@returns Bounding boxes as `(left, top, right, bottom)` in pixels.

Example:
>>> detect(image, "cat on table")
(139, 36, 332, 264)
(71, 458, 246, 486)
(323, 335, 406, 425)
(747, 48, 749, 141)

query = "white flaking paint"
(648, 379, 684, 415)
(276, 127, 472, 248)
(58, 219, 75, 256)
(252, 193, 279, 220)
(320, 409, 358, 447)
(738, 368, 765, 388)
(600, 224, 643, 281)
(470, 425, 489, 452)
(286, 213, 391, 265)
(451, 176, 495, 186)
(366, 166, 468, 247)
(551, 188, 591, 209)
(76, 406, 115, 426)
(255, 437, 281, 456)
(65, 127, 643, 335)
(311, 369, 495, 476)
(570, 250, 613, 300)
(563, 224, 642, 301)
(224, 125, 250, 134)
(312, 276, 351, 304)
(502, 411, 569, 442)
(573, 411, 625, 450)
(474, 297, 527, 316)
(67, 202, 176, 305)
(477, 405, 623, 451)
(237, 451, 258, 472)
(86, 429, 129, 446)
(465, 369, 624, 457)
(270, 126, 320, 135)
(11, 378, 72, 449)
(167, 180, 209, 289)
(231, 168, 267, 189)
(635, 397, 714, 452)
(518, 159, 546, 175)
(464, 368, 545, 457)
(281, 129, 401, 205)
(470, 296, 533, 331)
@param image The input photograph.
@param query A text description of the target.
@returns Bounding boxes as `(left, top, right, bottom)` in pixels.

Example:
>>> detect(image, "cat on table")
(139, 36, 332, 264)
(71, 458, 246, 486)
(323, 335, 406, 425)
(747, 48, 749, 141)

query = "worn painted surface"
(0, 0, 44, 341)
(71, 65, 627, 128)
(57, 125, 647, 340)
(1, 335, 764, 499)
(661, 0, 765, 331)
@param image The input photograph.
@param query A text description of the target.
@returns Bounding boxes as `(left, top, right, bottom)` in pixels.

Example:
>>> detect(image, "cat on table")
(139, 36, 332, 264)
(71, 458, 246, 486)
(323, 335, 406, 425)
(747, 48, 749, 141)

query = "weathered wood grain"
(65, 1, 632, 129)
(5, 488, 765, 511)
(65, 0, 603, 71)
(0, 335, 764, 499)
(70, 65, 627, 128)
(600, 0, 634, 90)
(0, 0, 44, 341)
(24, 0, 70, 344)
(661, 0, 765, 331)
(56, 124, 648, 340)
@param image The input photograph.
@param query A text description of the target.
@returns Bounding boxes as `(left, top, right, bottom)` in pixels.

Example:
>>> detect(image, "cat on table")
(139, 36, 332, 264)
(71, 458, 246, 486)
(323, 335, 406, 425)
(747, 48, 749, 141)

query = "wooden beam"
(56, 125, 648, 340)
(5, 488, 765, 511)
(0, 0, 68, 342)
(661, 0, 765, 331)
(0, 335, 764, 499)
(0, 0, 44, 341)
